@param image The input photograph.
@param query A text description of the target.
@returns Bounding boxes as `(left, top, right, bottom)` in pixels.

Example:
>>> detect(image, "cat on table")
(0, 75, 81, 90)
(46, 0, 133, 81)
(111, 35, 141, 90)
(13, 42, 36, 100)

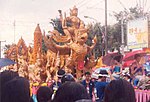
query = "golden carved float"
(44, 6, 97, 78)
(4, 6, 97, 80)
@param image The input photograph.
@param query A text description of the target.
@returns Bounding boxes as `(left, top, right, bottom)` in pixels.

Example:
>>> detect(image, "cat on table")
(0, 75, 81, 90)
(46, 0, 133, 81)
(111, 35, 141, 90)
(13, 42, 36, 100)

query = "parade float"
(43, 6, 97, 78)
(4, 6, 97, 80)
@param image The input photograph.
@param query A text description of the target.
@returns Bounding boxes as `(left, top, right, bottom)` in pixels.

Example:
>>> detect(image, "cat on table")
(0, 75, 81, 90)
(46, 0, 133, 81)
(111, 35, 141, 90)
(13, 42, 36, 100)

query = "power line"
(76, 0, 87, 7)
(79, 0, 104, 14)
(117, 0, 129, 12)
(0, 19, 49, 27)
(87, 0, 104, 9)
(62, 0, 89, 13)
(78, 0, 93, 9)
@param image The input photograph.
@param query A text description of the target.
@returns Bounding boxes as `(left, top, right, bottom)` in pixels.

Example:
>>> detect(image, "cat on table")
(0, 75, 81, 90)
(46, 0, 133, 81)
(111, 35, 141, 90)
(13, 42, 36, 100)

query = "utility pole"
(0, 40, 6, 58)
(13, 20, 16, 43)
(121, 17, 125, 55)
(105, 0, 108, 54)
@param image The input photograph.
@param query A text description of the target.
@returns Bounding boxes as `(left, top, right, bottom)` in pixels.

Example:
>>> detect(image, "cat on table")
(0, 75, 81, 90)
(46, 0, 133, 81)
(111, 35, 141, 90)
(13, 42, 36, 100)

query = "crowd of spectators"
(0, 69, 139, 102)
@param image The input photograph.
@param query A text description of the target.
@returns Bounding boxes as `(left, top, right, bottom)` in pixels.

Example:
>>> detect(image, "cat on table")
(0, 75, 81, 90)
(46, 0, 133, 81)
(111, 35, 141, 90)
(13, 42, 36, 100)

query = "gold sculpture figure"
(51, 6, 85, 43)
(18, 56, 29, 79)
(28, 46, 34, 64)
(44, 7, 97, 78)
(84, 53, 97, 72)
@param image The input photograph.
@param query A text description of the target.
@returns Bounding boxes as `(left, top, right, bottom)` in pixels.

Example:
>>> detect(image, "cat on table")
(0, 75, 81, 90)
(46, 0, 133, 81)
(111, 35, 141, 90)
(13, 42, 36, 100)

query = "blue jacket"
(95, 81, 108, 101)
(81, 80, 95, 98)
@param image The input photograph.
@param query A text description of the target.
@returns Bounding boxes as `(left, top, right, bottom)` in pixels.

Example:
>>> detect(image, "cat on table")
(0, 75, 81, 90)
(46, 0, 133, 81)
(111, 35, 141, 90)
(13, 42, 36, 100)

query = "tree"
(87, 23, 104, 58)
(50, 18, 64, 35)
(4, 44, 11, 51)
(3, 44, 14, 56)
(113, 5, 148, 48)
(87, 22, 121, 57)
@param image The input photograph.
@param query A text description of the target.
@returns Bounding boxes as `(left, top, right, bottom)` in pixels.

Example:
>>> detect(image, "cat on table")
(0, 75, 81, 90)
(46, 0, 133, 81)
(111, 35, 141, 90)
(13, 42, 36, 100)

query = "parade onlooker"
(0, 70, 19, 87)
(95, 75, 109, 102)
(0, 70, 19, 101)
(61, 73, 75, 84)
(123, 74, 131, 82)
(130, 54, 145, 86)
(53, 82, 90, 102)
(37, 86, 53, 102)
(50, 69, 65, 99)
(112, 59, 122, 79)
(50, 69, 65, 91)
(2, 76, 30, 102)
(104, 79, 136, 102)
(137, 73, 150, 90)
(81, 72, 95, 99)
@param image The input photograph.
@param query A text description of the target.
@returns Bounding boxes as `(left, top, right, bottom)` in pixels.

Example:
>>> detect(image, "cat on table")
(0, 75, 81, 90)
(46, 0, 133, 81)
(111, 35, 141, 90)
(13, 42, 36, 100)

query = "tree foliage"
(50, 18, 64, 35)
(112, 5, 148, 49)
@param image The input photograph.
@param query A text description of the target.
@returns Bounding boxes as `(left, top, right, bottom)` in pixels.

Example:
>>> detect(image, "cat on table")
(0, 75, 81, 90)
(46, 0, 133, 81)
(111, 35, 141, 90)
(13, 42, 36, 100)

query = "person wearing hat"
(95, 73, 109, 102)
(61, 73, 75, 84)
(123, 74, 131, 82)
(50, 69, 65, 93)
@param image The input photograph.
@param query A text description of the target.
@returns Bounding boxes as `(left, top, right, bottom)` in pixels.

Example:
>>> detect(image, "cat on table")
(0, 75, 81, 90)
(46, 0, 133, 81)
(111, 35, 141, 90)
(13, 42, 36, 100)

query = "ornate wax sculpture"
(44, 6, 97, 78)
(18, 57, 29, 79)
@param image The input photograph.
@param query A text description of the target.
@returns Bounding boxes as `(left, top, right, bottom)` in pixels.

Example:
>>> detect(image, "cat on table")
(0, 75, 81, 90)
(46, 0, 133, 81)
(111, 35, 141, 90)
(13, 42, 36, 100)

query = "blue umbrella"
(0, 58, 16, 68)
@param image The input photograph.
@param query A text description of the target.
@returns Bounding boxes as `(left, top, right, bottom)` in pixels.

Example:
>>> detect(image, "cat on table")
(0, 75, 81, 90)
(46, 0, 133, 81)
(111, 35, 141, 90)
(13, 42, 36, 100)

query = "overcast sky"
(0, 0, 150, 56)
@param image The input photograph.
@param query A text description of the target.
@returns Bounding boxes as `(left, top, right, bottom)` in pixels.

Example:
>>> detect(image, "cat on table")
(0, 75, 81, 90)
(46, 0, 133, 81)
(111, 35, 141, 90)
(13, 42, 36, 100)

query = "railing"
(31, 83, 150, 102)
(135, 89, 150, 102)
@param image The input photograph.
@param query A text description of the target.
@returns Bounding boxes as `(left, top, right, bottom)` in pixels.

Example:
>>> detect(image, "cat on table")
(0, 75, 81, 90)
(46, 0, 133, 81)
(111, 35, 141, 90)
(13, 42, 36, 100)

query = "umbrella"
(123, 50, 147, 61)
(102, 52, 123, 66)
(0, 58, 16, 68)
(123, 60, 135, 68)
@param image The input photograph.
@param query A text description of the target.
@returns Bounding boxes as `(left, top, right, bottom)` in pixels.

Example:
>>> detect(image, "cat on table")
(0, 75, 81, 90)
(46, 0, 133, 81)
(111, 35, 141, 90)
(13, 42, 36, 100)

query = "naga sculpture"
(44, 6, 97, 78)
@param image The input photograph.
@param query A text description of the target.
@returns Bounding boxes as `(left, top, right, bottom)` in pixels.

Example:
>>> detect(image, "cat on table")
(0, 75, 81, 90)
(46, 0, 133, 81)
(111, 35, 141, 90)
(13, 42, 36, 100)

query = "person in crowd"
(50, 69, 65, 91)
(95, 69, 114, 102)
(61, 73, 75, 84)
(137, 73, 150, 90)
(81, 72, 95, 99)
(0, 70, 19, 101)
(0, 70, 19, 86)
(1, 76, 31, 102)
(95, 75, 109, 102)
(123, 74, 131, 82)
(130, 54, 145, 86)
(112, 59, 122, 79)
(50, 69, 65, 100)
(53, 82, 91, 102)
(104, 79, 136, 102)
(37, 86, 53, 102)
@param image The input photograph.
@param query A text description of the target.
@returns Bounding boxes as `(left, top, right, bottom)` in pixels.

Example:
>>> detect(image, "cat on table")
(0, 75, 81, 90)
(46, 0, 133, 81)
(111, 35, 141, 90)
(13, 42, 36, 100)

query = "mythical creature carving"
(44, 7, 97, 78)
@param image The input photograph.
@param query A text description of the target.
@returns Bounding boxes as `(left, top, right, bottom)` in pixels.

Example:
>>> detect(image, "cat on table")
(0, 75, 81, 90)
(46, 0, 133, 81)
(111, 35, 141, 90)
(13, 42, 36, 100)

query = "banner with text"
(127, 17, 148, 49)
